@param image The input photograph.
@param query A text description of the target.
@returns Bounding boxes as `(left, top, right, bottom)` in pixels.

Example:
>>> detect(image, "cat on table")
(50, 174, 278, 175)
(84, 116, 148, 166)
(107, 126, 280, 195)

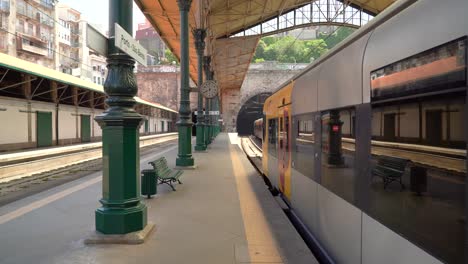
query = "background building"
(0, 0, 57, 69)
(56, 3, 80, 75)
(135, 19, 166, 65)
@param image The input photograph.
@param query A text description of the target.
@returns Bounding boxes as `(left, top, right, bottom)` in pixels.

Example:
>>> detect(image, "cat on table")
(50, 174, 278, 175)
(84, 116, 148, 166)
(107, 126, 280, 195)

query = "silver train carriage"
(261, 0, 468, 263)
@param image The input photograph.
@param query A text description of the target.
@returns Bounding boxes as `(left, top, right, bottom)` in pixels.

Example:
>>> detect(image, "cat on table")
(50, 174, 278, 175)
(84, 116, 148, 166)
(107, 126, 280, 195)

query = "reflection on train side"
(297, 93, 466, 263)
(369, 93, 465, 264)
(320, 108, 357, 204)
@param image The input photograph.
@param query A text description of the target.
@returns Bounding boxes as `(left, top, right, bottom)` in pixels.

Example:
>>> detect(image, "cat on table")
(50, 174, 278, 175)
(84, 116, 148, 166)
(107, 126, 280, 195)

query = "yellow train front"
(260, 0, 468, 263)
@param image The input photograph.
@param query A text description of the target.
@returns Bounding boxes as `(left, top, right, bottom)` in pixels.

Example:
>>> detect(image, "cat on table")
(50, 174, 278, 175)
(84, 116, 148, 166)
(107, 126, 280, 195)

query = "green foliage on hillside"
(252, 27, 355, 63)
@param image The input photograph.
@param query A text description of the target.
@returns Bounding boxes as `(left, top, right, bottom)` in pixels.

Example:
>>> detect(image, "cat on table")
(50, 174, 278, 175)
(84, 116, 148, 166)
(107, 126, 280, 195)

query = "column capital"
(193, 29, 206, 55)
(176, 0, 192, 12)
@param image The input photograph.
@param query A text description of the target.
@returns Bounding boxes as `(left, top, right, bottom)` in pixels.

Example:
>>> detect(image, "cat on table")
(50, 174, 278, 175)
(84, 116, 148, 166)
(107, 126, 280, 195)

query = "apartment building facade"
(0, 0, 57, 68)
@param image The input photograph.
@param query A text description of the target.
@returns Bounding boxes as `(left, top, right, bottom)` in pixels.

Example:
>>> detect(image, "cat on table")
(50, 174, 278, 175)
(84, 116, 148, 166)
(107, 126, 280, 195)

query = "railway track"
(241, 136, 263, 174)
(0, 133, 177, 183)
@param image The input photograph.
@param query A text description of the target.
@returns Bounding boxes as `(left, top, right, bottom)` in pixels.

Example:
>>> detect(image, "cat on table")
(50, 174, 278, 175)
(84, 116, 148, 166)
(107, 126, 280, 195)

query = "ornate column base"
(194, 123, 206, 151)
(95, 99, 147, 235)
(96, 202, 148, 234)
(176, 123, 195, 166)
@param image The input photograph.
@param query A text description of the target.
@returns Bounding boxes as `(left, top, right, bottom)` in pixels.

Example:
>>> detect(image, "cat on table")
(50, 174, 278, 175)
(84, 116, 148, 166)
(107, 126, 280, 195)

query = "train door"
(426, 109, 442, 146)
(278, 104, 291, 198)
(144, 119, 149, 134)
(80, 115, 91, 143)
(36, 111, 52, 148)
(383, 113, 396, 141)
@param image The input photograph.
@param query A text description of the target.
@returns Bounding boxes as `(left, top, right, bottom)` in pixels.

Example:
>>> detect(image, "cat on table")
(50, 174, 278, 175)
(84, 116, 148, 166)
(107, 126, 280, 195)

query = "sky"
(59, 0, 146, 35)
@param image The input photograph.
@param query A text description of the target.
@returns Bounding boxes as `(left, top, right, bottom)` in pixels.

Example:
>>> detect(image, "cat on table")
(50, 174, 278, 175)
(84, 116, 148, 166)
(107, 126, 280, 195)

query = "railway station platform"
(0, 133, 317, 264)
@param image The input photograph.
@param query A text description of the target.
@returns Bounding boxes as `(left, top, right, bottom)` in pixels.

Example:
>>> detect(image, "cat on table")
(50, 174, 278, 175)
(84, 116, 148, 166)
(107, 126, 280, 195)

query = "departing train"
(260, 0, 467, 263)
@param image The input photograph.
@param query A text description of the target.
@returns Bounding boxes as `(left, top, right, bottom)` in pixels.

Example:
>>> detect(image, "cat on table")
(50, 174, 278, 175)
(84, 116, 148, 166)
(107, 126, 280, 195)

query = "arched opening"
(236, 92, 271, 136)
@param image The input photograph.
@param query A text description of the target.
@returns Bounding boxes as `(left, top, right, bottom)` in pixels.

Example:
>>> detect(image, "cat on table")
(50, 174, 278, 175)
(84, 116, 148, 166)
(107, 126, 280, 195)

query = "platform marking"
(0, 145, 178, 225)
(229, 143, 284, 263)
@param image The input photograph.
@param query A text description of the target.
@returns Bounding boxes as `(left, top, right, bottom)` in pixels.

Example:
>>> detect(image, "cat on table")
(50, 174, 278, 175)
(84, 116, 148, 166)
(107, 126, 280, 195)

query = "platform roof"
(0, 52, 178, 113)
(135, 0, 396, 92)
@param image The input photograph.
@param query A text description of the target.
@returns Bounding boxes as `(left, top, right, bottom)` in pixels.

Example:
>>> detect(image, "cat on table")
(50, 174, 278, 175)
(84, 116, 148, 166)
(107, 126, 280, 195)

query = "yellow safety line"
(229, 142, 284, 263)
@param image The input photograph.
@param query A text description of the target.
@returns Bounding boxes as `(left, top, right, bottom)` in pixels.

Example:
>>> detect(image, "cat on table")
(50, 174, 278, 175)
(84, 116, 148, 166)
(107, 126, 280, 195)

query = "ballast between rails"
(0, 133, 178, 183)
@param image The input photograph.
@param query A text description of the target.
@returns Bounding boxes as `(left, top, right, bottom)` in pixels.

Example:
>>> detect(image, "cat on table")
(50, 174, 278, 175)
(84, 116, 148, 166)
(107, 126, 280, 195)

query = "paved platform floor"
(0, 133, 317, 264)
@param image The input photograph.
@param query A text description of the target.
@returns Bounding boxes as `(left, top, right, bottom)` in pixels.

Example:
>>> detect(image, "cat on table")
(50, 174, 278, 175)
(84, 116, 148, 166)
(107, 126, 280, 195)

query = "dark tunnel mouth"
(236, 92, 271, 136)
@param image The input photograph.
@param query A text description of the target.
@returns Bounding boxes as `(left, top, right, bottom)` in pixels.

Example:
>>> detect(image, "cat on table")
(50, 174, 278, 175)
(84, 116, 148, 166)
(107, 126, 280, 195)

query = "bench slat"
(147, 156, 184, 191)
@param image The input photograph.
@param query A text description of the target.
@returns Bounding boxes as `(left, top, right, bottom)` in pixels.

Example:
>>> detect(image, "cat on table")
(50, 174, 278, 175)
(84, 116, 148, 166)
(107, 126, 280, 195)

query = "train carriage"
(261, 0, 468, 263)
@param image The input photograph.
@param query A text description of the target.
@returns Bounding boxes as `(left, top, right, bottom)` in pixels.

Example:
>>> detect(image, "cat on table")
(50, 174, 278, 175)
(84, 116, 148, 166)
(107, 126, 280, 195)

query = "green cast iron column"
(208, 71, 215, 142)
(206, 99, 213, 144)
(94, 0, 147, 234)
(176, 0, 195, 166)
(193, 29, 206, 151)
(214, 95, 220, 136)
(203, 56, 211, 146)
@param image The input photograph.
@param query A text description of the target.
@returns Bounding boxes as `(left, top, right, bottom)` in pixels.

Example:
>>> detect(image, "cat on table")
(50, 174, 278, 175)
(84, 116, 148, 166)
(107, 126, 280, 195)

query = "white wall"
(59, 104, 77, 140)
(399, 103, 419, 138)
(93, 109, 104, 137)
(0, 97, 29, 144)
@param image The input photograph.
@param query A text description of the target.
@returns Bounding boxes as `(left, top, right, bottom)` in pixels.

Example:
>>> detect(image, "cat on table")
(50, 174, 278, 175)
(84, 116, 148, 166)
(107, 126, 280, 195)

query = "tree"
(304, 39, 328, 62)
(252, 40, 267, 62)
(318, 27, 355, 50)
(251, 35, 329, 63)
(163, 49, 179, 65)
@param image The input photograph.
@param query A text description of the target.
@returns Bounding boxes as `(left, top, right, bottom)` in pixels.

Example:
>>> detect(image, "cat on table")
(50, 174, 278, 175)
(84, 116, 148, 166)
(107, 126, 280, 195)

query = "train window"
(292, 115, 315, 179)
(320, 107, 356, 204)
(268, 118, 277, 157)
(369, 92, 466, 263)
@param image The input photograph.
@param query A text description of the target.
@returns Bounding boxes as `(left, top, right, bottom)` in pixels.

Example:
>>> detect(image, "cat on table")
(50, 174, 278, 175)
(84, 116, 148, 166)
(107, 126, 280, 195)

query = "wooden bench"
(148, 157, 183, 191)
(372, 155, 408, 190)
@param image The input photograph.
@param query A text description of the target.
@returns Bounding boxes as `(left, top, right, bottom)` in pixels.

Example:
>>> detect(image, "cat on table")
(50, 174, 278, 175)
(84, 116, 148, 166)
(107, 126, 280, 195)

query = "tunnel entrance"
(236, 92, 271, 136)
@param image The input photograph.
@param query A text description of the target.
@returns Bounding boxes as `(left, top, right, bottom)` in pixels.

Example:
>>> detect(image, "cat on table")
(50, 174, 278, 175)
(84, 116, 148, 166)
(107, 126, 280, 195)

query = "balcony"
(40, 18, 54, 28)
(17, 38, 48, 56)
(17, 8, 38, 20)
(40, 0, 56, 9)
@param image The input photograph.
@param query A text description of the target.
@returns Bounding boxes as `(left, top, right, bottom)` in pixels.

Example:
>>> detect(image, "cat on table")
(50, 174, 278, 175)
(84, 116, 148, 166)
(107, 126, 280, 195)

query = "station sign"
(86, 23, 148, 66)
(114, 23, 148, 66)
(86, 24, 108, 57)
